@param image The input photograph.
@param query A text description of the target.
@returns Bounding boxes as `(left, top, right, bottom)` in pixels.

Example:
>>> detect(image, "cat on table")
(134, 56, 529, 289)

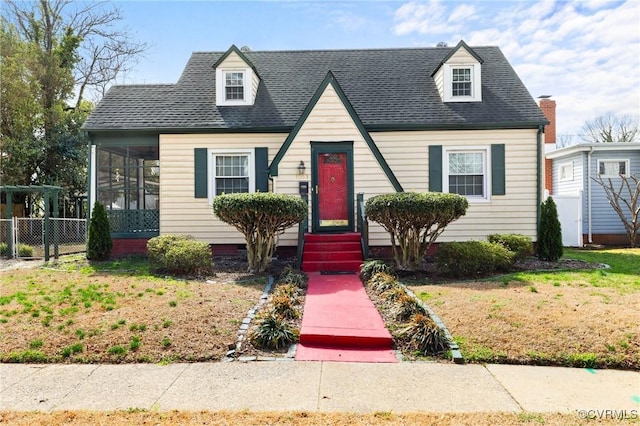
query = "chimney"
(538, 96, 556, 194)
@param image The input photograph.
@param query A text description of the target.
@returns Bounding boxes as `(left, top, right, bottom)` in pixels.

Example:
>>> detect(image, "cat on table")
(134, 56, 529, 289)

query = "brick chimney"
(539, 97, 556, 194)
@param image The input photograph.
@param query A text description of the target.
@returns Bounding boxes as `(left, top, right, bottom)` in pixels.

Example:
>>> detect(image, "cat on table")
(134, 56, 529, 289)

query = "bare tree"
(4, 0, 148, 108)
(581, 113, 640, 143)
(592, 174, 640, 247)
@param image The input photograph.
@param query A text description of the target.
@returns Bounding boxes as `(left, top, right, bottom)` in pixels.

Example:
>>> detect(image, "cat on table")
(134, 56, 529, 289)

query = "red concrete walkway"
(295, 272, 397, 363)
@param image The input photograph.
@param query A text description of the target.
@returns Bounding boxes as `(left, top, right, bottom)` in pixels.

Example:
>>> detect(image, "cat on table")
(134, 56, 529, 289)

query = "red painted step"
(301, 233, 363, 273)
(295, 272, 397, 363)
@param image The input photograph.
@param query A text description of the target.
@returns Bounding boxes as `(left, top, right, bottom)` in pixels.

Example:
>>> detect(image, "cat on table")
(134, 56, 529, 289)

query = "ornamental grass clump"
(366, 192, 468, 271)
(396, 313, 449, 355)
(213, 193, 307, 273)
(359, 259, 394, 283)
(278, 266, 308, 290)
(368, 271, 398, 293)
(393, 293, 425, 321)
(249, 313, 299, 350)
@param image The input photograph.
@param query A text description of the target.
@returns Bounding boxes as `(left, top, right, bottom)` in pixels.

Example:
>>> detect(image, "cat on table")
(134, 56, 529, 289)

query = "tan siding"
(277, 83, 396, 245)
(371, 129, 540, 244)
(159, 133, 286, 244)
(448, 48, 477, 64)
(251, 72, 259, 100)
(218, 51, 246, 68)
(434, 67, 444, 100)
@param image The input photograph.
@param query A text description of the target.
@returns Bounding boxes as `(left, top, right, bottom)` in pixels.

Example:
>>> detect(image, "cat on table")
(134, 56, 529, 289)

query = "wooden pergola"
(0, 185, 63, 260)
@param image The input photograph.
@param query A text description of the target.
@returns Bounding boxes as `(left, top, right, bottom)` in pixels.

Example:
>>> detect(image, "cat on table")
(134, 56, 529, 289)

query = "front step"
(301, 233, 363, 273)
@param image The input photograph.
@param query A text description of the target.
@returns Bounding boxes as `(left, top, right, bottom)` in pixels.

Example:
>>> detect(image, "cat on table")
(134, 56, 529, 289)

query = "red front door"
(317, 152, 348, 227)
(311, 143, 354, 232)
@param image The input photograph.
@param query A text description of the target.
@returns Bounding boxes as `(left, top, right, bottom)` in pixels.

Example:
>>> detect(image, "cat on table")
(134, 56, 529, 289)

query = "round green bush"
(488, 233, 533, 261)
(147, 234, 212, 275)
(436, 240, 515, 278)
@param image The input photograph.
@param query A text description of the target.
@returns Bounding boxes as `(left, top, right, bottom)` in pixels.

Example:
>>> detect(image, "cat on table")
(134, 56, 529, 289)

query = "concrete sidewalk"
(1, 361, 638, 413)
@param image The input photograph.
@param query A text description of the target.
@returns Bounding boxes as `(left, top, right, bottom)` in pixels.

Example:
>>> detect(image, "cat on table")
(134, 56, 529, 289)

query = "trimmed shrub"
(366, 192, 468, 271)
(396, 313, 449, 355)
(488, 233, 533, 261)
(87, 201, 112, 261)
(147, 234, 212, 275)
(359, 259, 394, 283)
(17, 244, 33, 257)
(537, 196, 563, 261)
(436, 241, 515, 278)
(249, 313, 299, 350)
(213, 193, 307, 273)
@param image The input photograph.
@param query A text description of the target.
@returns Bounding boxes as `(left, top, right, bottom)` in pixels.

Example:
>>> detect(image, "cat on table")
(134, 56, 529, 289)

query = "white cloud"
(391, 0, 640, 137)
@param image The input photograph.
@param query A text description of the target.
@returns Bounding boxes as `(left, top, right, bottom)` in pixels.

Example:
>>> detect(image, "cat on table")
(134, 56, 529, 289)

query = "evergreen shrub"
(87, 201, 112, 261)
(436, 241, 514, 278)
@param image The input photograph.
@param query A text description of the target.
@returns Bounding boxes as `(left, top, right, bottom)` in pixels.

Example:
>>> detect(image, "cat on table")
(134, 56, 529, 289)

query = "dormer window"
(216, 68, 254, 106)
(225, 71, 244, 101)
(444, 63, 481, 102)
(452, 67, 472, 97)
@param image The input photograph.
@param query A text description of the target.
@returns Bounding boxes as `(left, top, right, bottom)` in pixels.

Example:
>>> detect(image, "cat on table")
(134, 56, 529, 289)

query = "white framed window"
(444, 147, 489, 201)
(208, 149, 255, 202)
(597, 159, 629, 178)
(444, 64, 482, 102)
(215, 68, 253, 106)
(559, 161, 574, 181)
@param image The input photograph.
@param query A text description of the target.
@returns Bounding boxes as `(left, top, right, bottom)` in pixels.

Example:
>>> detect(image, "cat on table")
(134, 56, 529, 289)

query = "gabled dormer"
(432, 40, 483, 103)
(214, 45, 260, 106)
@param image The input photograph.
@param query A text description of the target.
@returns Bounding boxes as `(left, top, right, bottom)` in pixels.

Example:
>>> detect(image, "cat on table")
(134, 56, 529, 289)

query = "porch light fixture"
(297, 161, 306, 176)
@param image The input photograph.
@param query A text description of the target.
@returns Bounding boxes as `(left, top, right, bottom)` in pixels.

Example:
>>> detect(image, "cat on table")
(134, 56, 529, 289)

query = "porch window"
(445, 149, 488, 199)
(96, 146, 159, 234)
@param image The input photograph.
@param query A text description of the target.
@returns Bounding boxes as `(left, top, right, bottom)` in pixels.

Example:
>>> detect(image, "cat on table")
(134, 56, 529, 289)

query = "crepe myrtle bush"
(213, 192, 307, 273)
(365, 192, 468, 271)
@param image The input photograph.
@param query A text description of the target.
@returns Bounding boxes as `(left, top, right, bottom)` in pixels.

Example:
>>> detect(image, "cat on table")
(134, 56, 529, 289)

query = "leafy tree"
(213, 193, 307, 273)
(593, 175, 640, 248)
(1, 0, 146, 207)
(537, 196, 563, 261)
(365, 192, 468, 271)
(581, 113, 639, 143)
(87, 201, 112, 260)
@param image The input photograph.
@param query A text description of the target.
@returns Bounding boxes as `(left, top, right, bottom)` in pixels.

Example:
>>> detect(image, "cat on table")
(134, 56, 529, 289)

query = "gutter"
(587, 146, 594, 243)
(536, 125, 544, 239)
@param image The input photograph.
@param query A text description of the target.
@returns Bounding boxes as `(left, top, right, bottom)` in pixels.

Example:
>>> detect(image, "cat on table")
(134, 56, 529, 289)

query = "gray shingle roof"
(83, 46, 547, 132)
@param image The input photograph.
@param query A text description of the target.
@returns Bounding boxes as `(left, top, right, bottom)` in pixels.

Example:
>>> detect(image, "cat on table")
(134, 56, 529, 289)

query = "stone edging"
(398, 282, 465, 364)
(224, 276, 297, 362)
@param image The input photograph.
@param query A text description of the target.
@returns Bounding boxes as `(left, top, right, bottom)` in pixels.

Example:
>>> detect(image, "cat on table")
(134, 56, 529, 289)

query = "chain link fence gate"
(12, 217, 87, 259)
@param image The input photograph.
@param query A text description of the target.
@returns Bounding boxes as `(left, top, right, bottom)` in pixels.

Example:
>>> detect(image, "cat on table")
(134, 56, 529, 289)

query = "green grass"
(492, 248, 640, 291)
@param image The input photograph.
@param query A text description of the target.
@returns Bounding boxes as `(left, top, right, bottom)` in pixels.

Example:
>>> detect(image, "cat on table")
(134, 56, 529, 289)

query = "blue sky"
(111, 0, 640, 139)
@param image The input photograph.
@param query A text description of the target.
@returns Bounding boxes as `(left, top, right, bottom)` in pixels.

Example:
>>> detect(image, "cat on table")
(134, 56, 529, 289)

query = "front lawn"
(0, 256, 266, 363)
(409, 248, 640, 369)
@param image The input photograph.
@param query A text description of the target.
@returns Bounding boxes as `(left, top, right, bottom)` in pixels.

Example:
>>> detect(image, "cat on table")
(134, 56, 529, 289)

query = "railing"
(106, 209, 159, 234)
(296, 193, 309, 270)
(356, 193, 369, 259)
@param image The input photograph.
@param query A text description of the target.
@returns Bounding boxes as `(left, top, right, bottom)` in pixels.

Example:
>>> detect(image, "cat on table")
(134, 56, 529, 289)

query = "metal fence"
(2, 217, 87, 259)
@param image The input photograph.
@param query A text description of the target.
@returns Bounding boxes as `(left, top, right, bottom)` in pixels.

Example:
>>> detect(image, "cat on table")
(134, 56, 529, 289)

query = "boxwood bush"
(487, 233, 533, 261)
(213, 193, 307, 273)
(436, 241, 515, 278)
(147, 234, 212, 275)
(366, 192, 468, 271)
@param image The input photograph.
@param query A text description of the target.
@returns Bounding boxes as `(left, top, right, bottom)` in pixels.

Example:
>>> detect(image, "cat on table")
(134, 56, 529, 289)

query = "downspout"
(536, 125, 544, 239)
(587, 146, 594, 243)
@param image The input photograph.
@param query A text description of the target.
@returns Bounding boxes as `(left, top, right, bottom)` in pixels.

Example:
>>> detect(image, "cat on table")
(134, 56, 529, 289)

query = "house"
(546, 142, 640, 246)
(82, 41, 549, 260)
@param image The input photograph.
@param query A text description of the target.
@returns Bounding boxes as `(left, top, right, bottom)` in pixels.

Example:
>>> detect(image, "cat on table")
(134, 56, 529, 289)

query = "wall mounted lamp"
(297, 160, 306, 176)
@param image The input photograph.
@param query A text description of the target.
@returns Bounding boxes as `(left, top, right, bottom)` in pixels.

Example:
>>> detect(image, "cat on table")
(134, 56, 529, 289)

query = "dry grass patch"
(0, 410, 627, 426)
(409, 249, 640, 369)
(0, 257, 266, 363)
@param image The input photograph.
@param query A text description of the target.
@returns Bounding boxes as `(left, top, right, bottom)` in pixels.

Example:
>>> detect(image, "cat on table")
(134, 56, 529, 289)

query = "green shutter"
(429, 145, 443, 192)
(194, 148, 208, 198)
(255, 147, 269, 192)
(491, 144, 506, 196)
